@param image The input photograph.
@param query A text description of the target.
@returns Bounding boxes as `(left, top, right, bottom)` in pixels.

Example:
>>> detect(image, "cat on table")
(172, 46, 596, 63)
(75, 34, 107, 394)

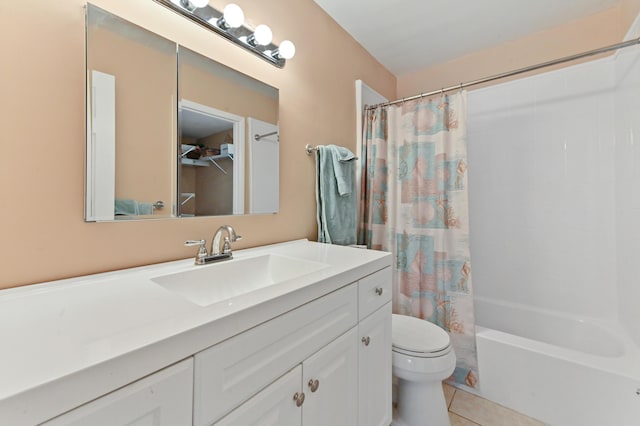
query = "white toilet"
(392, 314, 456, 426)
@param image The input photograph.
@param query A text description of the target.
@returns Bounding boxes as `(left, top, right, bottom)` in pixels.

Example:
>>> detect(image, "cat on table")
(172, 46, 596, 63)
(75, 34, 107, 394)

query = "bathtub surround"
(466, 16, 640, 423)
(360, 92, 478, 388)
(614, 16, 640, 348)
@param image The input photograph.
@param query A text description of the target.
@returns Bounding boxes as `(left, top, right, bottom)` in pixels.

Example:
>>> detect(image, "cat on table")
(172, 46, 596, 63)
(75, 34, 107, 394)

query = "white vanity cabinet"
(198, 267, 391, 426)
(43, 359, 194, 426)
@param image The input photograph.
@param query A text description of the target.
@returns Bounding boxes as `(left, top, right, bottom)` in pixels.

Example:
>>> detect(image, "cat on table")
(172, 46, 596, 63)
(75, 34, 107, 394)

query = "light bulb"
(190, 0, 209, 8)
(278, 40, 296, 59)
(253, 24, 272, 46)
(223, 4, 244, 28)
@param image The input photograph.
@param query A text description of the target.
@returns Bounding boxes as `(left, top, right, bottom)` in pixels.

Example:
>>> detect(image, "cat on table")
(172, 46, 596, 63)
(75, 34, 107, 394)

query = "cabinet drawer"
(358, 267, 391, 320)
(43, 359, 193, 426)
(194, 284, 358, 426)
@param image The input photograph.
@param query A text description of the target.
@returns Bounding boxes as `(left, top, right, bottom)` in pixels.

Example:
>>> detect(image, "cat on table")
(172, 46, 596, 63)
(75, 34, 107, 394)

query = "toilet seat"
(392, 314, 451, 358)
(393, 345, 452, 358)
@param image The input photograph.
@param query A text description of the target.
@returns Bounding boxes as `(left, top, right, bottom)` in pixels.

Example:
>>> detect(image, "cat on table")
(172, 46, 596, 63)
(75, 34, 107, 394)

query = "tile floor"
(443, 383, 545, 426)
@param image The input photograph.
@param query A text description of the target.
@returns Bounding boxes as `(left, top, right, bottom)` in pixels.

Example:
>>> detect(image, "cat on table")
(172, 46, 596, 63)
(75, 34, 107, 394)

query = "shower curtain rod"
(366, 37, 640, 110)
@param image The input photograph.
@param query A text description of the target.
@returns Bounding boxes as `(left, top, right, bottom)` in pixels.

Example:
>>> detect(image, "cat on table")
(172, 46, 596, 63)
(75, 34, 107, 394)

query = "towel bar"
(305, 144, 358, 159)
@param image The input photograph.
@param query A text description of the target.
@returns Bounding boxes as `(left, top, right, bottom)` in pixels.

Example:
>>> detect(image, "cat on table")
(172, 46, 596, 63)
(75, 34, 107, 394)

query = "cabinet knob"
(293, 392, 305, 407)
(375, 287, 384, 296)
(362, 336, 371, 346)
(308, 379, 320, 392)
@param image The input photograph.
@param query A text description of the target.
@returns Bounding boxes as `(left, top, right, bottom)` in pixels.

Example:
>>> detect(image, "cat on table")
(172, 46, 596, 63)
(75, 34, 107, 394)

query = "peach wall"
(623, 0, 640, 30)
(398, 4, 639, 98)
(180, 48, 278, 125)
(0, 0, 395, 289)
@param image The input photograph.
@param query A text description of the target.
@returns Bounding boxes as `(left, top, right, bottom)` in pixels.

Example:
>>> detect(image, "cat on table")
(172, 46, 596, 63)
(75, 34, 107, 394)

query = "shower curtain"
(359, 92, 478, 388)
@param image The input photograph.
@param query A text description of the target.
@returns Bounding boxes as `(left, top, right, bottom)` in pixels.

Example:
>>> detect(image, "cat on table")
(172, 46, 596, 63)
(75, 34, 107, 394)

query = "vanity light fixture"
(246, 24, 272, 47)
(272, 40, 296, 60)
(170, 0, 208, 12)
(189, 0, 209, 8)
(216, 3, 244, 30)
(153, 0, 296, 67)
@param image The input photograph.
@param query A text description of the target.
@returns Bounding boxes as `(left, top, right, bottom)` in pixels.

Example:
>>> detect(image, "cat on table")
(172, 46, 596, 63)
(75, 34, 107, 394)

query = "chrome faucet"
(184, 225, 242, 265)
(211, 225, 242, 256)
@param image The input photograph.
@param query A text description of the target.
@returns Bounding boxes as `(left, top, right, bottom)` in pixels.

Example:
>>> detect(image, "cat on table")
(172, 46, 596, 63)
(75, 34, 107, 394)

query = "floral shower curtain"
(359, 92, 478, 388)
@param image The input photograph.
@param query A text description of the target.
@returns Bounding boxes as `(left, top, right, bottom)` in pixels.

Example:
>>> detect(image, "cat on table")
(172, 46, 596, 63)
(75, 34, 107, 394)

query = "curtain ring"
(420, 92, 425, 98)
(459, 82, 463, 91)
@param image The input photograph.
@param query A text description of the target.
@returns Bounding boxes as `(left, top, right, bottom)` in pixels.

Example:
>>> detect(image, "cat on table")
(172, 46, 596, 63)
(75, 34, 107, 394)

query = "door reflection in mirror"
(178, 102, 244, 216)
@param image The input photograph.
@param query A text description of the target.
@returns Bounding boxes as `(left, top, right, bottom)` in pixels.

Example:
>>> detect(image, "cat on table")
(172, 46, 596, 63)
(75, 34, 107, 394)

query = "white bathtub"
(468, 296, 640, 425)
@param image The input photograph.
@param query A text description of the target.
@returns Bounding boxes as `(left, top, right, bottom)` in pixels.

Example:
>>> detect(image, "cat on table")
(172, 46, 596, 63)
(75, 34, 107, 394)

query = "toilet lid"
(392, 314, 451, 354)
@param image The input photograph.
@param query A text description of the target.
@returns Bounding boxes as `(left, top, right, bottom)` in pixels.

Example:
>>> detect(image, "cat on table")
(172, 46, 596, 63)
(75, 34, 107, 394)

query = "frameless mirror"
(85, 4, 279, 221)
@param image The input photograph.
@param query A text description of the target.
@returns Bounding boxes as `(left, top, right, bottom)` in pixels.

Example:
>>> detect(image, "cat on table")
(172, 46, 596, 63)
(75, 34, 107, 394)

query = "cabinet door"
(43, 359, 193, 426)
(216, 366, 302, 426)
(358, 302, 392, 426)
(302, 328, 358, 426)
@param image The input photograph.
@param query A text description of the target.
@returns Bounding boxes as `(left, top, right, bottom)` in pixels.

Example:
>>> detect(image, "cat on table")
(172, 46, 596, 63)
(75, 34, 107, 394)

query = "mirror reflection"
(86, 5, 176, 221)
(85, 5, 279, 221)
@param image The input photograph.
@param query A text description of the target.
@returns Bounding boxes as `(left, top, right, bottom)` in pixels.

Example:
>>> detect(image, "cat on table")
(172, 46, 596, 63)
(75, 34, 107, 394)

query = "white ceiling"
(313, 0, 621, 75)
(182, 109, 233, 139)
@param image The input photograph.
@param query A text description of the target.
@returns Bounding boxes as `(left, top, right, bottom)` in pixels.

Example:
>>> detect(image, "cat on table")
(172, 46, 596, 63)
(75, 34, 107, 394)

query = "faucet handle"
(222, 237, 232, 255)
(185, 239, 206, 247)
(185, 239, 208, 263)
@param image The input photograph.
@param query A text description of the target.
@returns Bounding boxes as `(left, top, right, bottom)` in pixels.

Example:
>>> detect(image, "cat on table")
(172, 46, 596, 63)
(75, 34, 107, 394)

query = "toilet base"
(394, 378, 450, 426)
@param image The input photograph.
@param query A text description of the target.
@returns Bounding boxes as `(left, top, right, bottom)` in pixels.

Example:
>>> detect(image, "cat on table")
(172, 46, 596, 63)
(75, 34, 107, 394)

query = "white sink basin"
(151, 254, 329, 306)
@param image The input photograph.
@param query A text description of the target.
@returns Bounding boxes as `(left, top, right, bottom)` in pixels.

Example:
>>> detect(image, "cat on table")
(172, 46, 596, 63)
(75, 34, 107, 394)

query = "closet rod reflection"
(366, 36, 640, 110)
(254, 131, 278, 141)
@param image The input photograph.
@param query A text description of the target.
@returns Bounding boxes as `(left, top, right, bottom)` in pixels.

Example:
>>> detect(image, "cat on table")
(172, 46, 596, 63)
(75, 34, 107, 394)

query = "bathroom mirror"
(85, 4, 279, 221)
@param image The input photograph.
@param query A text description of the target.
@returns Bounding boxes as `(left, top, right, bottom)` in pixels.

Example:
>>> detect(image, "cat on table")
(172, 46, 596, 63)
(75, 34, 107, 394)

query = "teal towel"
(115, 199, 153, 216)
(315, 145, 357, 245)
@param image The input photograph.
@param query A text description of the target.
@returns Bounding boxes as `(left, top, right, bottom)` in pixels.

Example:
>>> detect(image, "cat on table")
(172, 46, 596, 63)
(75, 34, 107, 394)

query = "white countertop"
(0, 239, 391, 425)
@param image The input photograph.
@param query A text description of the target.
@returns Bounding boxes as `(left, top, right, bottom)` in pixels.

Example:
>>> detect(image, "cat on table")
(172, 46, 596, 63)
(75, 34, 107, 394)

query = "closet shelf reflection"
(181, 145, 233, 173)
